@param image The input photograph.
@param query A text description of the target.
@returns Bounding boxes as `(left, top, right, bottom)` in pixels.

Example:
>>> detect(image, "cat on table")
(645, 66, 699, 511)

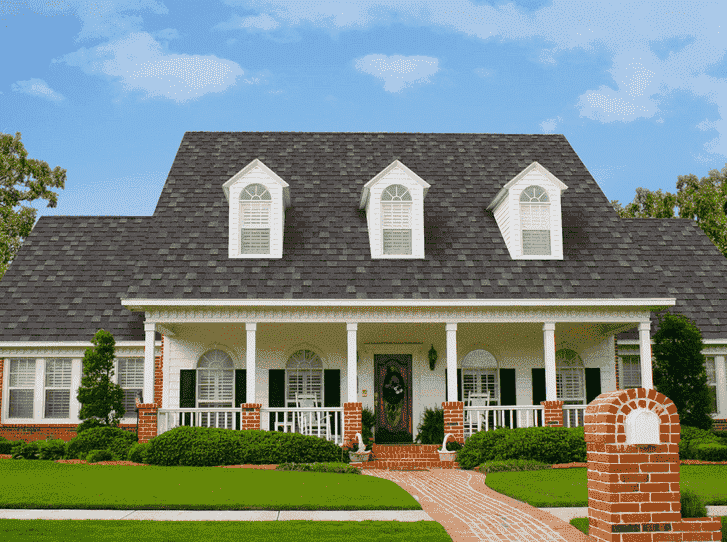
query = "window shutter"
(269, 369, 286, 431)
(457, 369, 462, 402)
(500, 369, 516, 406)
(324, 369, 340, 407)
(179, 370, 196, 408)
(585, 368, 601, 404)
(532, 368, 546, 405)
(235, 369, 247, 407)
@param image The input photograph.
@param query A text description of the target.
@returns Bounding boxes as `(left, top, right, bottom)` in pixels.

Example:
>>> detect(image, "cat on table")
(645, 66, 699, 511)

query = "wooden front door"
(374, 354, 412, 443)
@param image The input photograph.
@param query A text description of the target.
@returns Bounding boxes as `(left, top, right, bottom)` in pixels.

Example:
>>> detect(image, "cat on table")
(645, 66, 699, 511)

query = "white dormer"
(223, 159, 291, 259)
(359, 160, 430, 259)
(486, 162, 568, 260)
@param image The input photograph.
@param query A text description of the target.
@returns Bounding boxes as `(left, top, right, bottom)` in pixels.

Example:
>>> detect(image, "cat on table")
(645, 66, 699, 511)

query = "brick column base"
(343, 402, 362, 448)
(240, 403, 261, 430)
(541, 400, 564, 427)
(136, 400, 158, 444)
(443, 401, 464, 444)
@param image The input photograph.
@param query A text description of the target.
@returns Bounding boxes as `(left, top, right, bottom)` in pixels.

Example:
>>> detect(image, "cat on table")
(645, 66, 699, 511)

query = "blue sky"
(1, 0, 726, 221)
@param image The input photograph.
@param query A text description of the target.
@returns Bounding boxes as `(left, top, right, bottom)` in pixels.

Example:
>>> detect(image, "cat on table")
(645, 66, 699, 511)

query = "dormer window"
(519, 185, 551, 256)
(381, 184, 412, 255)
(240, 184, 272, 255)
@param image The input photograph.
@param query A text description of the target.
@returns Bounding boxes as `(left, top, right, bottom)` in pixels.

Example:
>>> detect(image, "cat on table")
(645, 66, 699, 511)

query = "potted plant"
(343, 438, 371, 463)
(438, 435, 462, 462)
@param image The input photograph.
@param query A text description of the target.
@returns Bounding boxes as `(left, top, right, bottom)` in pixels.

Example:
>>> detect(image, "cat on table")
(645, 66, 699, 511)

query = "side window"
(8, 358, 36, 418)
(620, 355, 642, 389)
(520, 185, 551, 256)
(118, 358, 144, 418)
(240, 183, 272, 255)
(706, 357, 717, 414)
(381, 184, 412, 255)
(45, 359, 71, 419)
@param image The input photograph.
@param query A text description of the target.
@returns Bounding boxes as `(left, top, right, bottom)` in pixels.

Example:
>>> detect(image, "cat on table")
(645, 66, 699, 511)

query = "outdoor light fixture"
(428, 344, 438, 371)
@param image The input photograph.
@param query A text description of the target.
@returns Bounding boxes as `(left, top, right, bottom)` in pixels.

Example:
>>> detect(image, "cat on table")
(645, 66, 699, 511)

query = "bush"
(457, 426, 587, 470)
(680, 488, 708, 518)
(680, 426, 721, 459)
(127, 442, 149, 463)
(275, 462, 361, 474)
(693, 443, 727, 462)
(145, 427, 343, 467)
(38, 439, 67, 460)
(361, 407, 376, 447)
(477, 459, 552, 474)
(66, 426, 137, 460)
(416, 407, 444, 445)
(86, 449, 113, 463)
(0, 436, 14, 454)
(75, 419, 104, 434)
(11, 441, 40, 460)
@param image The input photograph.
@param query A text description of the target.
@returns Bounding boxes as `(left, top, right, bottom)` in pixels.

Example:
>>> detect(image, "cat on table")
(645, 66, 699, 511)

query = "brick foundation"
(240, 403, 261, 430)
(585, 388, 721, 542)
(136, 401, 158, 444)
(0, 424, 137, 442)
(541, 400, 564, 427)
(713, 419, 727, 432)
(343, 402, 362, 448)
(443, 401, 464, 444)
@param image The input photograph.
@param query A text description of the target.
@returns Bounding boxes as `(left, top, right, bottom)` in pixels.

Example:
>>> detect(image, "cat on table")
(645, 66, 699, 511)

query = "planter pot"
(349, 451, 371, 463)
(438, 451, 457, 462)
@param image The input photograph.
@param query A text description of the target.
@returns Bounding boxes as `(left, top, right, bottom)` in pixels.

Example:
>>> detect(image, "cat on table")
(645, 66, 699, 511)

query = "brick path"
(363, 468, 588, 542)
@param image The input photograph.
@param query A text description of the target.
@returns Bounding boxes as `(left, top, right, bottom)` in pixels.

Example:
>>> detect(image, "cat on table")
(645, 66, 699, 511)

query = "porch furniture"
(464, 392, 490, 435)
(273, 410, 296, 433)
(296, 393, 330, 439)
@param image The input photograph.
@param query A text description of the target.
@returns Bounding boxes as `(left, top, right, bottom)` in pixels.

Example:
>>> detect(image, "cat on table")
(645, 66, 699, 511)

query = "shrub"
(11, 441, 40, 460)
(361, 407, 376, 447)
(477, 459, 552, 473)
(38, 439, 67, 460)
(415, 407, 444, 445)
(77, 329, 126, 425)
(445, 440, 463, 452)
(275, 462, 361, 474)
(145, 427, 343, 467)
(0, 436, 14, 454)
(457, 426, 586, 470)
(66, 426, 137, 460)
(127, 442, 149, 463)
(86, 449, 113, 463)
(680, 488, 708, 518)
(680, 426, 721, 459)
(693, 443, 727, 462)
(75, 419, 104, 434)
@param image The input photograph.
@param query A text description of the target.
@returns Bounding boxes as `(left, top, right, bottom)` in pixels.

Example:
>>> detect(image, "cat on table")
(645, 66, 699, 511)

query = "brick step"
(354, 459, 460, 470)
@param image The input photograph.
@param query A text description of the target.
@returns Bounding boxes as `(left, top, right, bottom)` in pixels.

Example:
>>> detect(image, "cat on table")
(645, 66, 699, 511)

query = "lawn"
(0, 461, 420, 511)
(0, 520, 451, 541)
(484, 466, 727, 508)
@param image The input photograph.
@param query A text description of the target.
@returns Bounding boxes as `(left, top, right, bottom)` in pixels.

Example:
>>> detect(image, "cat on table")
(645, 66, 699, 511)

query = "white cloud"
(11, 78, 65, 102)
(57, 32, 245, 103)
(540, 116, 562, 133)
(215, 13, 280, 31)
(354, 54, 439, 93)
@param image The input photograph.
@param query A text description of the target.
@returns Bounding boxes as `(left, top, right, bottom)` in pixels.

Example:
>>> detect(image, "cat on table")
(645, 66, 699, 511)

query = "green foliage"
(693, 443, 727, 462)
(275, 462, 362, 474)
(457, 426, 586, 470)
(126, 442, 149, 463)
(38, 439, 67, 461)
(680, 426, 722, 459)
(653, 313, 713, 430)
(681, 488, 708, 518)
(361, 407, 376, 447)
(86, 449, 113, 463)
(77, 329, 125, 426)
(145, 427, 343, 467)
(477, 459, 551, 473)
(0, 436, 14, 454)
(415, 406, 444, 445)
(11, 441, 40, 460)
(66, 426, 137, 460)
(0, 131, 66, 279)
(570, 518, 589, 535)
(75, 418, 104, 434)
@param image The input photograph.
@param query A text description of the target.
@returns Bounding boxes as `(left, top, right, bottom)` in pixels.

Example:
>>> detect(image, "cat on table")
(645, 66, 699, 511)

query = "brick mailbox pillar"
(443, 401, 464, 444)
(585, 388, 721, 542)
(541, 400, 564, 427)
(343, 402, 362, 448)
(136, 399, 158, 444)
(239, 403, 261, 430)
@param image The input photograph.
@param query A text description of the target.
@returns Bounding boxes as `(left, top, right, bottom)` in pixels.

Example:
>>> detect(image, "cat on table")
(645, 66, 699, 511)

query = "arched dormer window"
(520, 185, 551, 256)
(556, 348, 584, 405)
(197, 349, 234, 409)
(461, 349, 499, 405)
(240, 183, 272, 255)
(381, 184, 412, 255)
(286, 350, 323, 407)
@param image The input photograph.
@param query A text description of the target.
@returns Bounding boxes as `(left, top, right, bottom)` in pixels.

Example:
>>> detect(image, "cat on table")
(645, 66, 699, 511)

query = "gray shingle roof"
(0, 132, 725, 342)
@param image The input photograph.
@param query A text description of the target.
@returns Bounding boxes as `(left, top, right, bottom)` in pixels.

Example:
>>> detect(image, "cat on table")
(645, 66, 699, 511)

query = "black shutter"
(324, 369, 340, 407)
(532, 368, 546, 427)
(500, 368, 516, 428)
(268, 369, 285, 431)
(179, 370, 196, 427)
(585, 368, 602, 404)
(235, 369, 246, 406)
(445, 369, 448, 402)
(457, 369, 462, 402)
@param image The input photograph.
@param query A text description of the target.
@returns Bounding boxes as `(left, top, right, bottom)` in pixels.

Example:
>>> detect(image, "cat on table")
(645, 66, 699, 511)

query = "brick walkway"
(363, 468, 588, 542)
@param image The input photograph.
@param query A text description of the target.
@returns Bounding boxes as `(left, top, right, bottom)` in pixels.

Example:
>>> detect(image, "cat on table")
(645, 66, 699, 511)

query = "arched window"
(197, 349, 234, 408)
(556, 349, 584, 405)
(381, 184, 412, 255)
(461, 349, 499, 405)
(240, 183, 272, 254)
(286, 350, 323, 406)
(520, 185, 551, 256)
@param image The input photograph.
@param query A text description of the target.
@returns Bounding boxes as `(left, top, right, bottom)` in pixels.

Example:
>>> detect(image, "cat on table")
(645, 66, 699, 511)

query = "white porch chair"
(296, 393, 330, 439)
(465, 392, 490, 434)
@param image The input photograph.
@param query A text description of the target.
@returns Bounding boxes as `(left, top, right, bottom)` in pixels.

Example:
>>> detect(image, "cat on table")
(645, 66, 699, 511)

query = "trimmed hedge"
(477, 459, 552, 473)
(11, 441, 40, 460)
(681, 488, 708, 518)
(693, 443, 727, 462)
(86, 449, 113, 463)
(145, 427, 344, 467)
(457, 426, 587, 470)
(38, 439, 66, 460)
(680, 426, 723, 459)
(0, 436, 14, 454)
(127, 442, 149, 464)
(66, 426, 137, 460)
(275, 462, 361, 474)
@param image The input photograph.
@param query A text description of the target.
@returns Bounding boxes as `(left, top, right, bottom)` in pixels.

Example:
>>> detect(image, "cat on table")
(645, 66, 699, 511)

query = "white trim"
(543, 322, 557, 402)
(0, 341, 162, 348)
(222, 158, 291, 208)
(486, 161, 568, 212)
(618, 339, 727, 346)
(359, 160, 430, 209)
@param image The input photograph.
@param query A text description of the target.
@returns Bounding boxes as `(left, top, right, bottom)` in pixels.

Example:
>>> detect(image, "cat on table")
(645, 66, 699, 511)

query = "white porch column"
(639, 322, 654, 390)
(446, 323, 458, 402)
(347, 323, 358, 403)
(714, 355, 727, 418)
(543, 322, 557, 401)
(143, 322, 156, 405)
(246, 323, 257, 404)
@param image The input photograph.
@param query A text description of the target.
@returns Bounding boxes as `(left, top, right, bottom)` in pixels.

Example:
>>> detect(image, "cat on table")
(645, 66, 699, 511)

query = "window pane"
(520, 204, 550, 229)
(557, 368, 583, 401)
(119, 358, 144, 388)
(122, 389, 142, 418)
(45, 359, 72, 388)
(10, 359, 36, 387)
(383, 229, 412, 255)
(9, 389, 34, 418)
(382, 202, 412, 228)
(705, 357, 716, 385)
(241, 229, 270, 254)
(522, 230, 551, 256)
(621, 355, 642, 389)
(44, 390, 70, 418)
(240, 201, 270, 226)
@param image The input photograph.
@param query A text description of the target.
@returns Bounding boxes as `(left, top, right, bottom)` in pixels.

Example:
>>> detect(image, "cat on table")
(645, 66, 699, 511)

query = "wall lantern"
(428, 344, 438, 371)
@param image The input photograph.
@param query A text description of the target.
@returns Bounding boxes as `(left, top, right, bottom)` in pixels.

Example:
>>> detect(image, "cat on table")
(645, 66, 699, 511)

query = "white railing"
(562, 404, 587, 428)
(261, 407, 345, 445)
(157, 408, 242, 435)
(463, 405, 544, 438)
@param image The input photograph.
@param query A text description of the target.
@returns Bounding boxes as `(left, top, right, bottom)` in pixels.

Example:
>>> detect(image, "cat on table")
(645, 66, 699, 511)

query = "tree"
(77, 329, 125, 427)
(611, 164, 727, 258)
(652, 313, 713, 430)
(0, 131, 66, 279)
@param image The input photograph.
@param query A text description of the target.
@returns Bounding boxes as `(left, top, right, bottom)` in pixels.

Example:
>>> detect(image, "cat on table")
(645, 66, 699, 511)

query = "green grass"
(485, 465, 727, 507)
(0, 520, 451, 541)
(568, 517, 727, 541)
(0, 461, 419, 511)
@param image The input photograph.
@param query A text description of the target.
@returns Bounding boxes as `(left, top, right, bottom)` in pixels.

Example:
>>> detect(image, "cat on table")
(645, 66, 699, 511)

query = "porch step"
(354, 459, 460, 471)
(353, 444, 459, 470)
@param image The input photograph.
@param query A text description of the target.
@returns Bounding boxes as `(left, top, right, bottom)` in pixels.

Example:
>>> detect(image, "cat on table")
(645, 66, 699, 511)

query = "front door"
(374, 354, 413, 444)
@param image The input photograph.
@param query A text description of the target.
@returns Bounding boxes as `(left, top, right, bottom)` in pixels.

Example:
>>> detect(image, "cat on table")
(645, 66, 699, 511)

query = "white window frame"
(620, 354, 642, 389)
(286, 350, 324, 407)
(706, 356, 717, 414)
(240, 183, 272, 256)
(196, 350, 235, 409)
(460, 349, 500, 405)
(555, 349, 585, 405)
(44, 358, 72, 419)
(117, 357, 144, 420)
(381, 184, 413, 256)
(520, 185, 551, 256)
(7, 358, 37, 419)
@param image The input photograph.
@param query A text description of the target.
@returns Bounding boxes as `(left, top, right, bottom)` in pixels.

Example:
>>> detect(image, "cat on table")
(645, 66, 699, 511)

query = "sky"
(1, 0, 726, 221)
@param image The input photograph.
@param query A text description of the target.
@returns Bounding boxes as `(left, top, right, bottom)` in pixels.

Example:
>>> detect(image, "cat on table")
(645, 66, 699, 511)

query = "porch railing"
(157, 408, 242, 435)
(562, 404, 587, 428)
(463, 405, 544, 438)
(261, 407, 345, 445)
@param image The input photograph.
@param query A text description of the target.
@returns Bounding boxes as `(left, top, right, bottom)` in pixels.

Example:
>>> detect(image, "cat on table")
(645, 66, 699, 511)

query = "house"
(0, 131, 725, 445)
